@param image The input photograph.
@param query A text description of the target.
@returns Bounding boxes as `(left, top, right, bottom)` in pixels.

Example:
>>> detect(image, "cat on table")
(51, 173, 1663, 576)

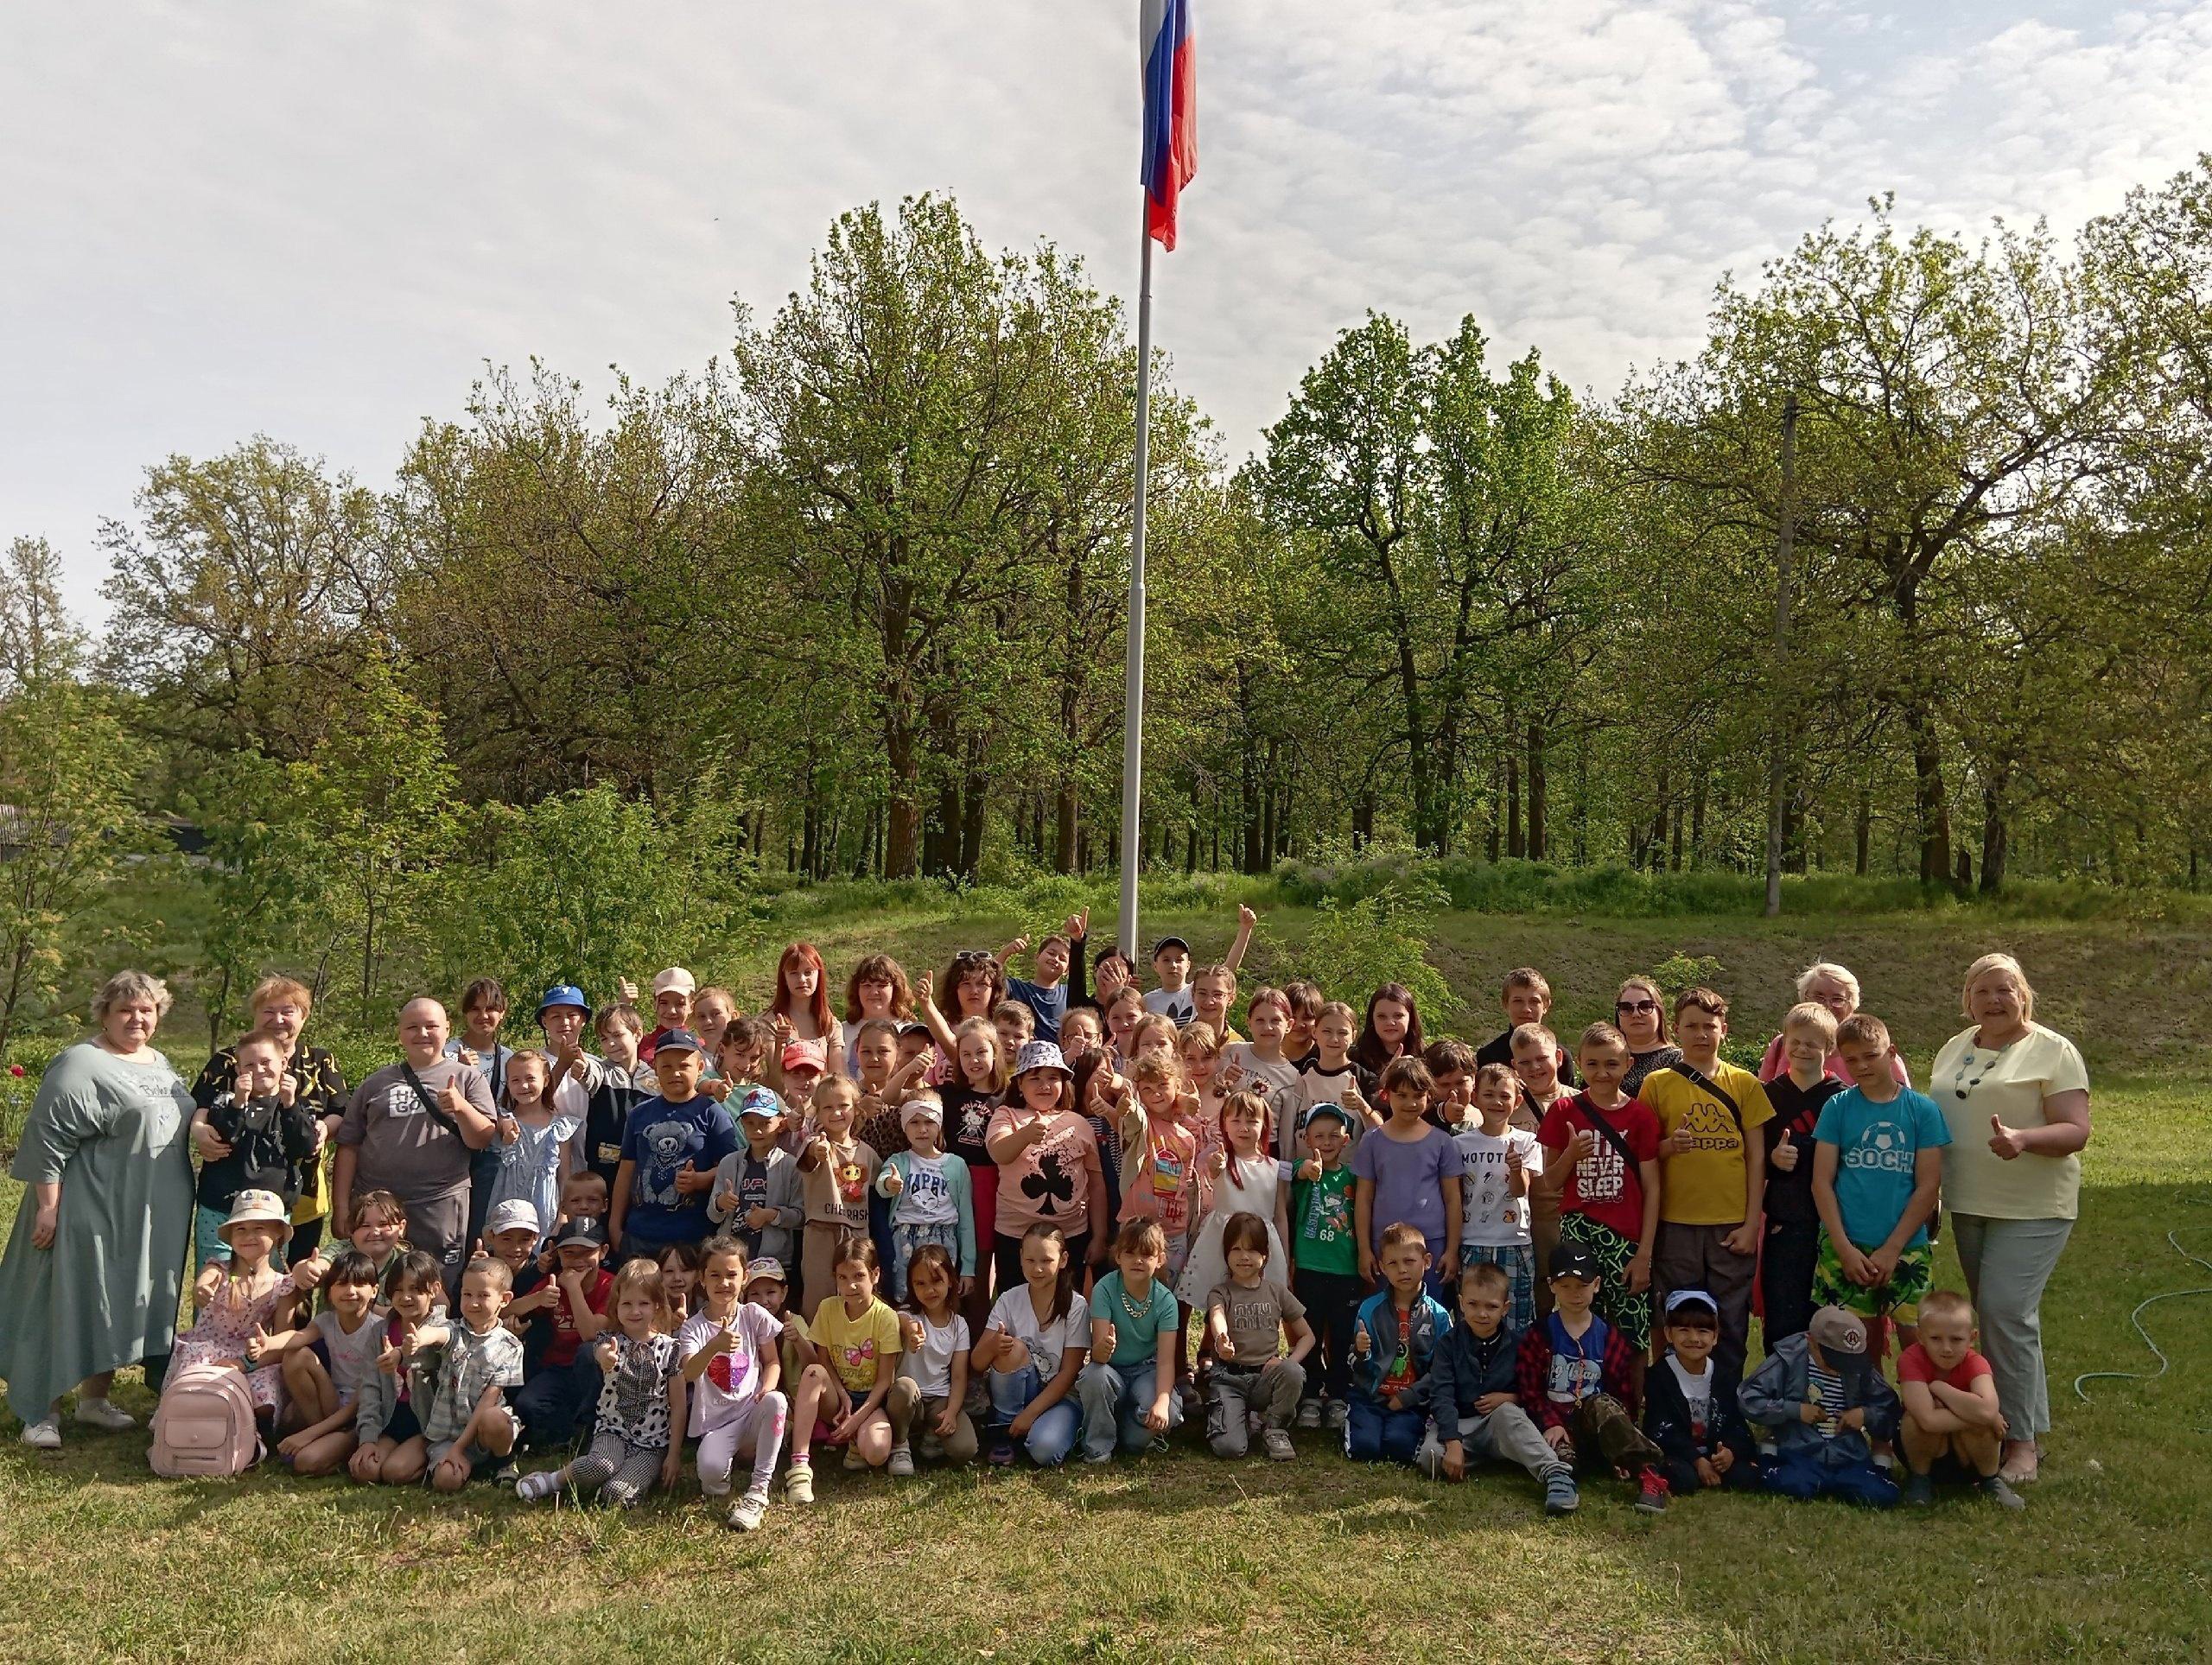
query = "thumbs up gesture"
(1770, 1137, 1800, 1172)
(594, 1335, 620, 1374)
(1987, 1115, 2026, 1160)
(245, 1324, 271, 1365)
(1352, 1319, 1372, 1358)
(1092, 1320, 1117, 1365)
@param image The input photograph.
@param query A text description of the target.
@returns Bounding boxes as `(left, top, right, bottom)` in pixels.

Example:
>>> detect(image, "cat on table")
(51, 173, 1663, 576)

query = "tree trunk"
(1979, 779, 2009, 895)
(958, 739, 987, 880)
(1352, 792, 1374, 851)
(1690, 776, 1707, 869)
(1854, 788, 1872, 877)
(1903, 702, 1953, 885)
(1526, 721, 1548, 861)
(1505, 744, 1524, 860)
(885, 717, 921, 879)
(1261, 738, 1280, 868)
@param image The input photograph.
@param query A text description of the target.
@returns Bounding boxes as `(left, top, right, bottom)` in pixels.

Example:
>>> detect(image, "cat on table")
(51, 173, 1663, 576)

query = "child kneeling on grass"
(1202, 1211, 1313, 1461)
(1897, 1290, 2024, 1510)
(1515, 1242, 1669, 1513)
(1739, 1305, 1901, 1508)
(1345, 1222, 1450, 1465)
(1641, 1289, 1757, 1498)
(1419, 1260, 1577, 1516)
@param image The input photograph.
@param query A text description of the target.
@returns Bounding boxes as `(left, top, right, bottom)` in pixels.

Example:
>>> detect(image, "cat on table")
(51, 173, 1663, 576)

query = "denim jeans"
(987, 1364, 1081, 1466)
(515, 1351, 604, 1450)
(1344, 1395, 1426, 1464)
(1077, 1361, 1182, 1459)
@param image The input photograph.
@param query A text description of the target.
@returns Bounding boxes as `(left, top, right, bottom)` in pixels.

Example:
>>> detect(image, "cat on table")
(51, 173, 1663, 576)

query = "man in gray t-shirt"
(334, 998, 499, 1293)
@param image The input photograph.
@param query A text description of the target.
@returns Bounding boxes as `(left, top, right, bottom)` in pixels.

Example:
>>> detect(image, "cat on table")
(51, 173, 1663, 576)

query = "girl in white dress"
(1176, 1091, 1292, 1306)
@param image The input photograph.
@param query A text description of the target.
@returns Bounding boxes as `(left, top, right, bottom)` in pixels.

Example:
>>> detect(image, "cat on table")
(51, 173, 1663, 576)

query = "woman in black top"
(1614, 975, 1683, 1098)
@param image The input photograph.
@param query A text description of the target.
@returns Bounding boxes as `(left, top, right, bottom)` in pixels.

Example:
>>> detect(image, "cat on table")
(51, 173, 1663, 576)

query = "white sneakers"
(19, 1419, 60, 1450)
(728, 1485, 771, 1531)
(74, 1398, 136, 1432)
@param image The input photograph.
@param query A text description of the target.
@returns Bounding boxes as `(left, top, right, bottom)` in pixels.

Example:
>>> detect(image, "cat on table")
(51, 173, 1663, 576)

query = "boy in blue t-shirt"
(1077, 1217, 1185, 1460)
(998, 917, 1084, 1045)
(607, 1029, 738, 1255)
(1810, 1014, 1949, 1348)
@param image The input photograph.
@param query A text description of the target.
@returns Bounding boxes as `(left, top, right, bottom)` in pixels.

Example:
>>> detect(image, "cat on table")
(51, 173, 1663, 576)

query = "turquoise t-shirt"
(1090, 1271, 1181, 1369)
(1814, 1087, 1952, 1249)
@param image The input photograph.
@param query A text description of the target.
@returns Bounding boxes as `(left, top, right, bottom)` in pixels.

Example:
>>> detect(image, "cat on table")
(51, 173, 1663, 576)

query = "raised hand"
(1092, 1321, 1117, 1365)
(1296, 1157, 1322, 1183)
(245, 1324, 271, 1365)
(1987, 1115, 2027, 1160)
(1567, 1128, 1598, 1162)
(880, 1166, 906, 1197)
(594, 1335, 619, 1374)
(1770, 1138, 1801, 1172)
(1237, 902, 1257, 931)
(1067, 909, 1089, 942)
(617, 976, 640, 1002)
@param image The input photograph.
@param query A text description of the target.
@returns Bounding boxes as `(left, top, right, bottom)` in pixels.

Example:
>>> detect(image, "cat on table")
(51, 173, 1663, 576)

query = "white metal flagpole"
(1117, 219, 1154, 960)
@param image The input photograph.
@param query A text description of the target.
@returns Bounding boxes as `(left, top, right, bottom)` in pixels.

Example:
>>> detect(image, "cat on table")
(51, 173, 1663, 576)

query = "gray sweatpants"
(1205, 1358, 1306, 1456)
(1418, 1402, 1565, 1482)
(1950, 1212, 2073, 1439)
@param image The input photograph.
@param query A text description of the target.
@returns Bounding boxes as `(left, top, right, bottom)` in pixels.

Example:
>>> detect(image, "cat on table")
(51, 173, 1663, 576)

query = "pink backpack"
(149, 1364, 263, 1478)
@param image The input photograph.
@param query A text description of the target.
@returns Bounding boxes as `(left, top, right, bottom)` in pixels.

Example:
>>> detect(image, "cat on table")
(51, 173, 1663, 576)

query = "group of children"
(153, 923, 2024, 1528)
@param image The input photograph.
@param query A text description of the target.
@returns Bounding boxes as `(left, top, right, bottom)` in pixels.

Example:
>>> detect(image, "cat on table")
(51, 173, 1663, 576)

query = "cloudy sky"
(5, 1, 2210, 620)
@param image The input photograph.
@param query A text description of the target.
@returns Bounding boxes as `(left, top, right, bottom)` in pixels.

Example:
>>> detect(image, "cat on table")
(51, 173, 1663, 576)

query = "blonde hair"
(1177, 1020, 1223, 1062)
(1795, 962, 1861, 1007)
(92, 969, 172, 1025)
(1961, 953, 2035, 1022)
(1782, 1001, 1839, 1046)
(953, 1016, 1007, 1090)
(607, 1258, 677, 1334)
(248, 975, 314, 1019)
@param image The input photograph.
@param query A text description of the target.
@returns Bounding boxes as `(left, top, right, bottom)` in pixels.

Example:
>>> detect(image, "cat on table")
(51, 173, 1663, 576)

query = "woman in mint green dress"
(0, 971, 195, 1448)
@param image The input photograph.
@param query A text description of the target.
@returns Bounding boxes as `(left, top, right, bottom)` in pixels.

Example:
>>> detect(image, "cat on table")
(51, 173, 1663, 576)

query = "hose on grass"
(2071, 1230, 2212, 1407)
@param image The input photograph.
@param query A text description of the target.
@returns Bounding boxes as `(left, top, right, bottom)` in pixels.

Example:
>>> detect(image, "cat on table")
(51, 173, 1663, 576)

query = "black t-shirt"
(584, 1072, 646, 1188)
(1762, 1074, 1845, 1224)
(1475, 1028, 1580, 1089)
(943, 1083, 1001, 1171)
(193, 1044, 348, 1205)
(1622, 1045, 1684, 1099)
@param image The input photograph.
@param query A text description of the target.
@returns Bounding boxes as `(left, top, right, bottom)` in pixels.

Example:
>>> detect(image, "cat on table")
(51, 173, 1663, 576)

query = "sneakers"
(1543, 1468, 1580, 1516)
(841, 1445, 866, 1471)
(515, 1470, 563, 1503)
(1325, 1399, 1349, 1431)
(73, 1397, 136, 1432)
(887, 1444, 915, 1478)
(1635, 1467, 1669, 1514)
(1979, 1474, 2027, 1511)
(989, 1439, 1017, 1466)
(1262, 1427, 1295, 1463)
(1904, 1470, 1936, 1507)
(728, 1484, 771, 1531)
(1295, 1398, 1324, 1430)
(1082, 1446, 1114, 1465)
(18, 1419, 60, 1451)
(785, 1460, 816, 1505)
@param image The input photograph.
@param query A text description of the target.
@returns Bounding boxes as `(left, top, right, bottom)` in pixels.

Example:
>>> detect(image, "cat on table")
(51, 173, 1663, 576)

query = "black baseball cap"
(1548, 1242, 1600, 1281)
(556, 1217, 609, 1250)
(1151, 935, 1191, 959)
(652, 1028, 704, 1057)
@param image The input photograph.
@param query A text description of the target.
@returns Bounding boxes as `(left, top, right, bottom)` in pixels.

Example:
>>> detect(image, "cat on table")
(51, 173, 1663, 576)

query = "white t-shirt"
(899, 1312, 971, 1397)
(1143, 987, 1195, 1025)
(1222, 1043, 1302, 1108)
(1667, 1356, 1713, 1434)
(314, 1307, 386, 1399)
(895, 1153, 959, 1227)
(983, 1285, 1089, 1376)
(1453, 1124, 1540, 1245)
(677, 1303, 784, 1433)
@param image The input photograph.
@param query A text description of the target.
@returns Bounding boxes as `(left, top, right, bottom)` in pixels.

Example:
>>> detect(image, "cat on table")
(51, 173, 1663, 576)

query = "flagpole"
(1117, 217, 1154, 961)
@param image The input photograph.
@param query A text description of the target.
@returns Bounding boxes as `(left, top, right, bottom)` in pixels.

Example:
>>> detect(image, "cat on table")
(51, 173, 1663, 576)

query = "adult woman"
(0, 971, 195, 1449)
(1757, 962, 1910, 1086)
(1614, 975, 1683, 1096)
(1931, 953, 2089, 1484)
(190, 975, 349, 1267)
(838, 954, 912, 1074)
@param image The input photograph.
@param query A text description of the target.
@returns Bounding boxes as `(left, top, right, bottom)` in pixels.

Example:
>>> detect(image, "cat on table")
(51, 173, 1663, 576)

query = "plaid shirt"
(420, 1321, 524, 1446)
(1515, 1315, 1638, 1432)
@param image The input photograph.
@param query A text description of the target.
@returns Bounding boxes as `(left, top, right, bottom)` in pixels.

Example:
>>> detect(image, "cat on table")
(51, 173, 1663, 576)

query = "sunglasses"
(1616, 999, 1659, 1014)
(953, 950, 995, 969)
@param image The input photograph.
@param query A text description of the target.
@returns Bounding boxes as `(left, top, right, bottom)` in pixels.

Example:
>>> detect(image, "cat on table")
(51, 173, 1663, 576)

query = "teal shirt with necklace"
(1090, 1270, 1179, 1368)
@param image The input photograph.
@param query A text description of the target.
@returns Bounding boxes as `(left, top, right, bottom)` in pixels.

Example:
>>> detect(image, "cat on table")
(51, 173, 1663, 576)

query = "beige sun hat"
(218, 1188, 295, 1243)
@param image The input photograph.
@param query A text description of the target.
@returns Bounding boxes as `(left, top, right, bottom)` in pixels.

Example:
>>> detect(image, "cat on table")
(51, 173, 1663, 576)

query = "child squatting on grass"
(75, 947, 2052, 1533)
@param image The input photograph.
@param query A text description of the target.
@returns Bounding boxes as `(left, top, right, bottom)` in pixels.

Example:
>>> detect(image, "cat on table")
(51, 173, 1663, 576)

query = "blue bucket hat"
(537, 984, 592, 1020)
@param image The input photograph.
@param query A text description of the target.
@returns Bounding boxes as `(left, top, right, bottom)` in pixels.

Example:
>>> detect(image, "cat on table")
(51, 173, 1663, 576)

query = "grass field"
(3, 906, 2211, 1662)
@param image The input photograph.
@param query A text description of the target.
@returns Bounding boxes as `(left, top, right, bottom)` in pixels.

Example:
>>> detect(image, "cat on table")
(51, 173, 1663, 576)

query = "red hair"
(772, 942, 836, 1039)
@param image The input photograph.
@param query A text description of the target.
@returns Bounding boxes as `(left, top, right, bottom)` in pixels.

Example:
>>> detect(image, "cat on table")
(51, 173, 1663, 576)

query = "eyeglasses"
(1616, 1000, 1658, 1014)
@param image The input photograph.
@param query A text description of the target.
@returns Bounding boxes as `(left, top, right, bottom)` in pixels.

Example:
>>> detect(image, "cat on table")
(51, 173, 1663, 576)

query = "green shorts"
(1812, 1233, 1932, 1325)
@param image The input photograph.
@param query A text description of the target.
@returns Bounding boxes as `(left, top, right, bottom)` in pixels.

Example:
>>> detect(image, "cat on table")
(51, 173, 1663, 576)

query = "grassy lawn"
(3, 909, 2210, 1662)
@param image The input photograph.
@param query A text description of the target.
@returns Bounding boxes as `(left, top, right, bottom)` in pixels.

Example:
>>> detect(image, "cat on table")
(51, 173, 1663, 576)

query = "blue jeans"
(515, 1351, 603, 1450)
(986, 1364, 1081, 1467)
(1763, 1447, 1900, 1508)
(1344, 1395, 1426, 1465)
(1077, 1361, 1183, 1459)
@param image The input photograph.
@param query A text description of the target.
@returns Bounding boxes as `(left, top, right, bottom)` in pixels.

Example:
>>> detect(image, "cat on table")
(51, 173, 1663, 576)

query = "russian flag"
(1141, 0, 1196, 250)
